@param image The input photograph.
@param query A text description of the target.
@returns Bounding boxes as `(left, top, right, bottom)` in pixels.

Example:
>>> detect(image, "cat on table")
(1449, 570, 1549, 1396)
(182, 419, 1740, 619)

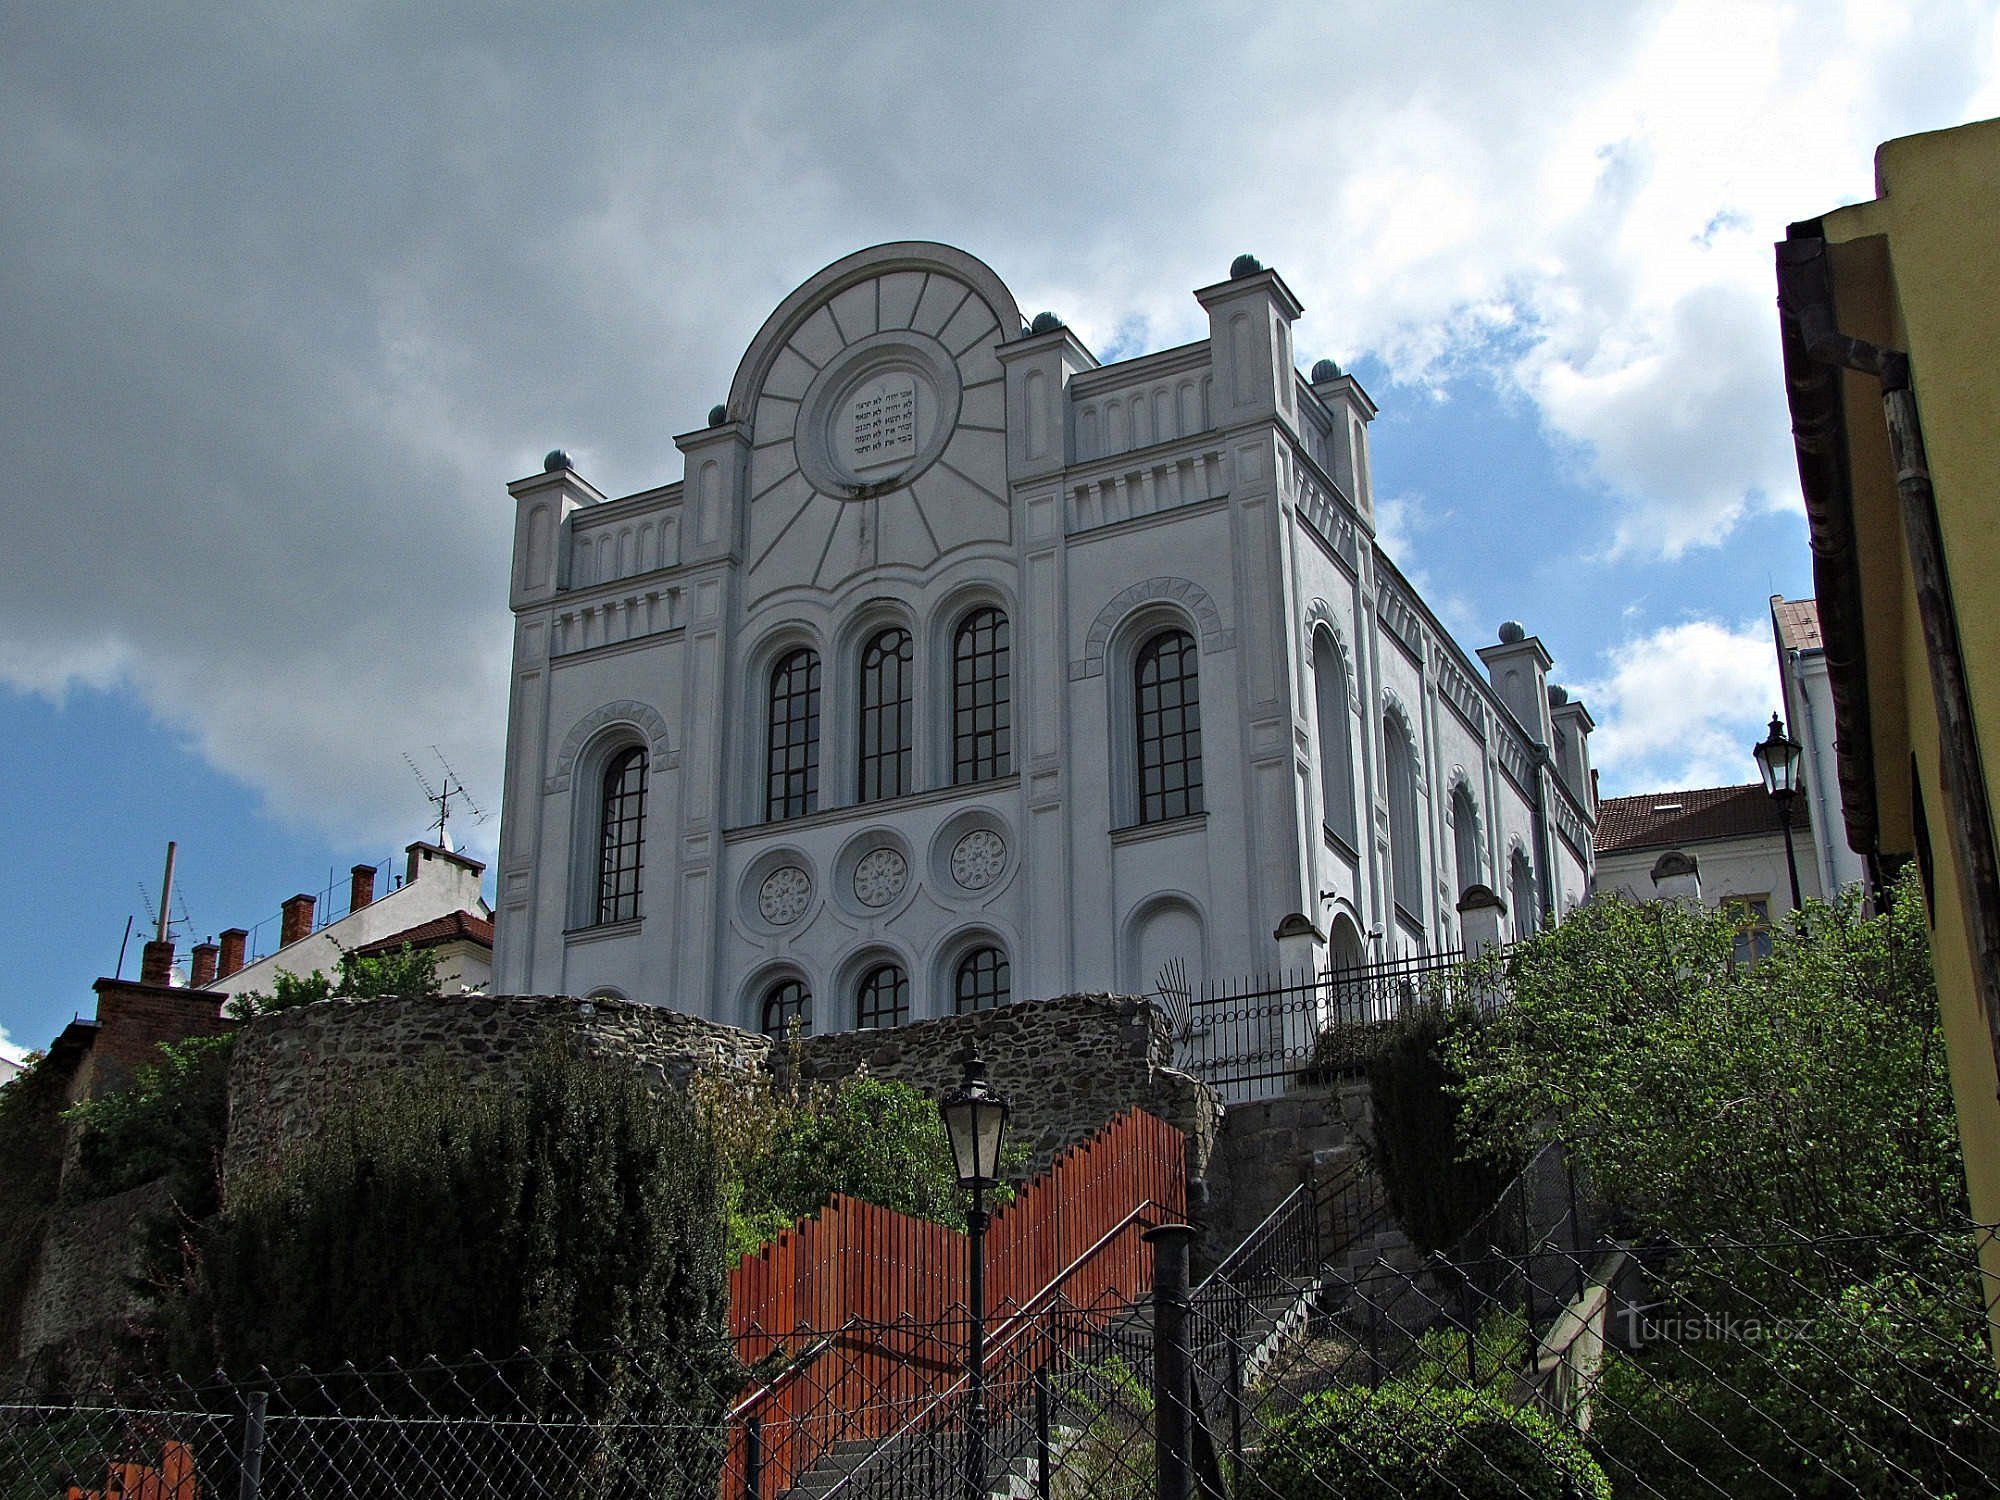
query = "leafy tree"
(1449, 873, 1961, 1244)
(224, 941, 441, 1019)
(64, 1034, 235, 1208)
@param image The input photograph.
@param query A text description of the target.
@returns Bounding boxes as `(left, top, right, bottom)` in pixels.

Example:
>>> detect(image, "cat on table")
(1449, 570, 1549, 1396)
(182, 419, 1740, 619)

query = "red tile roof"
(354, 909, 494, 955)
(1594, 783, 1806, 854)
(1772, 596, 1823, 652)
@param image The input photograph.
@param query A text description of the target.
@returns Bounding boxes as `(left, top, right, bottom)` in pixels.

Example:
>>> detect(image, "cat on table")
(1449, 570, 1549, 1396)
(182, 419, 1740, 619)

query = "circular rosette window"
(832, 828, 918, 918)
(929, 809, 1014, 899)
(738, 848, 818, 933)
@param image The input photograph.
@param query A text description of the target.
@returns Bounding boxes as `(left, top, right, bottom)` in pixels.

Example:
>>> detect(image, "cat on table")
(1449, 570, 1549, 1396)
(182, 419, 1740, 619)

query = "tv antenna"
(404, 747, 489, 851)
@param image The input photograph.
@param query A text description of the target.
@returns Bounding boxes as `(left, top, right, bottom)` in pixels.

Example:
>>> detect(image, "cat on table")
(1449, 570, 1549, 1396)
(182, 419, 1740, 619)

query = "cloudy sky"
(3, 0, 1996, 1058)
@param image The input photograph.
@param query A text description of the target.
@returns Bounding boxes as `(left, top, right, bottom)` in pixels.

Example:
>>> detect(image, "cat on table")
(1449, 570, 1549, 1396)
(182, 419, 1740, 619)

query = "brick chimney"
(140, 939, 176, 987)
(218, 928, 248, 978)
(350, 863, 378, 912)
(190, 940, 219, 987)
(280, 893, 316, 947)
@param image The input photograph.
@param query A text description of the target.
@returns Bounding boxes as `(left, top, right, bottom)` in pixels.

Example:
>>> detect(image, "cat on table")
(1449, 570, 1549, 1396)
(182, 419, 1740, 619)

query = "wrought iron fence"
(1162, 947, 1488, 1101)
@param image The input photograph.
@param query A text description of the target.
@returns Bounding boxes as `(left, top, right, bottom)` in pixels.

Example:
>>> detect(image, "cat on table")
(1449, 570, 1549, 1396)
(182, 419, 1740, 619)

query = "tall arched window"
(954, 947, 1010, 1014)
(1135, 630, 1203, 824)
(952, 608, 1011, 783)
(596, 746, 646, 925)
(766, 649, 821, 820)
(1451, 783, 1481, 901)
(1383, 711, 1421, 925)
(760, 979, 810, 1039)
(1313, 630, 1357, 846)
(856, 963, 909, 1029)
(1510, 849, 1540, 939)
(858, 627, 913, 802)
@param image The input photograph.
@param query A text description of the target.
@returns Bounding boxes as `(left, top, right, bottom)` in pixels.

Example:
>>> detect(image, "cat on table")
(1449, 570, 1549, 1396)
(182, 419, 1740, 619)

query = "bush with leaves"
(0, 1050, 80, 1362)
(223, 940, 442, 1020)
(63, 1034, 235, 1210)
(1251, 1382, 1612, 1500)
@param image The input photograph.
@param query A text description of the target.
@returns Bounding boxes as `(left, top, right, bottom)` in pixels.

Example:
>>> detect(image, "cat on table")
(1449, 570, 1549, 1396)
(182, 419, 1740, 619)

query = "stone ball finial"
(1029, 311, 1064, 335)
(543, 448, 572, 473)
(1498, 620, 1526, 644)
(1229, 253, 1264, 279)
(707, 404, 728, 427)
(1548, 683, 1569, 705)
(1310, 358, 1342, 383)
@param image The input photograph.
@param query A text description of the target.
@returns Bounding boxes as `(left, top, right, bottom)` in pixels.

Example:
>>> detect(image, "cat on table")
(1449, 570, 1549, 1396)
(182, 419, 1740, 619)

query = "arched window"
(766, 649, 821, 820)
(1313, 630, 1357, 846)
(761, 979, 810, 1039)
(952, 608, 1011, 783)
(1383, 711, 1421, 925)
(1510, 849, 1540, 939)
(954, 947, 1010, 1014)
(1135, 630, 1203, 824)
(856, 963, 909, 1029)
(857, 627, 913, 802)
(1451, 783, 1481, 901)
(595, 746, 646, 924)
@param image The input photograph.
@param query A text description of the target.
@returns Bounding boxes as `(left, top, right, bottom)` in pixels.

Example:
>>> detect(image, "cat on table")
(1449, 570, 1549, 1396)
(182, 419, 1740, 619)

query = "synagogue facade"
(493, 242, 1596, 1034)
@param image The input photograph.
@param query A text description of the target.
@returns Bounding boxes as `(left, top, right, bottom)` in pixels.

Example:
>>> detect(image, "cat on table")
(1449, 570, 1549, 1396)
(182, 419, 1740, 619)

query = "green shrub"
(64, 1033, 235, 1209)
(1252, 1383, 1612, 1500)
(0, 1050, 80, 1362)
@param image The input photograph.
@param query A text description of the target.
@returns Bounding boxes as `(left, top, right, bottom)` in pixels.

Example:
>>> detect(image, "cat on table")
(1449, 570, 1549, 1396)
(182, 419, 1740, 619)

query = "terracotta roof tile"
(1772, 596, 1823, 653)
(1594, 783, 1806, 854)
(354, 909, 494, 955)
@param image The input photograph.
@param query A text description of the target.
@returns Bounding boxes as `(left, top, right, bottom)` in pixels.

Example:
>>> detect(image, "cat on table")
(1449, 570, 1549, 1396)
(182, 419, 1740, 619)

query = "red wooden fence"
(725, 1107, 1186, 1498)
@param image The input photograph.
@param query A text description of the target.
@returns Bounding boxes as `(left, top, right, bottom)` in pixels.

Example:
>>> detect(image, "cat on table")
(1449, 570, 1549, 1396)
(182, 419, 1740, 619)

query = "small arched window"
(761, 979, 810, 1039)
(1313, 631, 1357, 846)
(1451, 783, 1481, 901)
(858, 628, 913, 802)
(1135, 630, 1203, 824)
(766, 649, 821, 820)
(856, 963, 909, 1029)
(1510, 849, 1540, 940)
(1383, 711, 1421, 925)
(594, 747, 647, 925)
(952, 609, 1011, 783)
(954, 947, 1010, 1014)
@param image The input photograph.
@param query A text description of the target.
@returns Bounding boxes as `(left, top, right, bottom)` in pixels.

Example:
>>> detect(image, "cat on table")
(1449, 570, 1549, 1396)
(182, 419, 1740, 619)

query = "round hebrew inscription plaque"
(758, 866, 812, 925)
(853, 848, 909, 908)
(950, 830, 1007, 891)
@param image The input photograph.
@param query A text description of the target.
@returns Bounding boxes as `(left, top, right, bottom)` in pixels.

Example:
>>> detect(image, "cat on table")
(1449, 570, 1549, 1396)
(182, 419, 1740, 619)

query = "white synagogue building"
(492, 243, 1597, 1034)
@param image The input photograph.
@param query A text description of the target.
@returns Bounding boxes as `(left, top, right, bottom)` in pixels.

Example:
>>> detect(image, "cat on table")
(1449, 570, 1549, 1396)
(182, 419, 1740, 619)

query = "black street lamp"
(940, 1038, 1011, 1500)
(1753, 712, 1805, 911)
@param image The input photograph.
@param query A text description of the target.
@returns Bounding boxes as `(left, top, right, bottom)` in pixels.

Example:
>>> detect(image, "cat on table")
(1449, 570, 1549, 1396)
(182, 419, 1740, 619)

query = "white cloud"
(0, 1024, 27, 1069)
(1575, 617, 1780, 795)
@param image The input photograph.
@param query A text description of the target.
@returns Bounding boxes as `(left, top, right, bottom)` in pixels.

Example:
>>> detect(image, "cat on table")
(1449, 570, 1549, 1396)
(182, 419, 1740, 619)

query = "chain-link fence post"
(1034, 1360, 1052, 1500)
(1146, 1223, 1198, 1500)
(743, 1412, 762, 1500)
(236, 1389, 268, 1500)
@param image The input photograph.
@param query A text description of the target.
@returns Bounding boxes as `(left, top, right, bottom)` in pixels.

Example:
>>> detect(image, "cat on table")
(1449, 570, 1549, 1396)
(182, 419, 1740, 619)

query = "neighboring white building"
(493, 242, 1597, 1034)
(1771, 596, 1872, 898)
(197, 841, 492, 1000)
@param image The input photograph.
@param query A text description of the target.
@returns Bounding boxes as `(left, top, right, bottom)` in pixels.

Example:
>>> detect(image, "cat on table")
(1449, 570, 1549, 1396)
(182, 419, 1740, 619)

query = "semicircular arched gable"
(544, 700, 677, 794)
(1070, 577, 1232, 681)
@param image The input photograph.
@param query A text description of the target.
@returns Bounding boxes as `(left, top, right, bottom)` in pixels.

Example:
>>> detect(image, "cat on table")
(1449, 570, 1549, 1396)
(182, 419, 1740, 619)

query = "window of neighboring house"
(1451, 783, 1481, 902)
(1313, 630, 1357, 847)
(856, 963, 909, 1029)
(1728, 895, 1775, 966)
(1510, 849, 1540, 940)
(858, 627, 914, 802)
(761, 978, 810, 1038)
(766, 649, 821, 820)
(1383, 712, 1421, 925)
(953, 608, 1012, 784)
(595, 747, 646, 925)
(954, 946, 1010, 1014)
(1135, 629, 1204, 824)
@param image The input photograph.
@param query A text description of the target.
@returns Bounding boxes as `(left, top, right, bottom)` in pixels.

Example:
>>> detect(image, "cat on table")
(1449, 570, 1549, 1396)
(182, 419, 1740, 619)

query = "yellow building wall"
(1820, 117, 2000, 1241)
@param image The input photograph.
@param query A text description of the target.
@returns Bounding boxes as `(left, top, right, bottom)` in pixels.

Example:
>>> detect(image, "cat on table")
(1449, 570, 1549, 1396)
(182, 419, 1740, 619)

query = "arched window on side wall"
(1451, 783, 1481, 902)
(954, 947, 1010, 1014)
(1135, 629, 1204, 824)
(952, 608, 1012, 783)
(858, 628, 913, 802)
(1313, 630, 1358, 847)
(1383, 712, 1422, 926)
(856, 963, 909, 1029)
(595, 746, 646, 925)
(761, 979, 810, 1039)
(1510, 848, 1540, 940)
(766, 649, 821, 820)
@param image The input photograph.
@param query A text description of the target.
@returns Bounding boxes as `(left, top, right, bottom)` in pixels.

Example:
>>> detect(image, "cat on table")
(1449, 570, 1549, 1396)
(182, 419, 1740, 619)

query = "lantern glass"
(940, 1051, 1011, 1188)
(1753, 713, 1803, 798)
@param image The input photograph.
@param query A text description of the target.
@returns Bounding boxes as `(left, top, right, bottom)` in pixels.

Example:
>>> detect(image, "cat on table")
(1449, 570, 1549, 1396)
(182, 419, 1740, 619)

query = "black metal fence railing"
(1163, 946, 1487, 1101)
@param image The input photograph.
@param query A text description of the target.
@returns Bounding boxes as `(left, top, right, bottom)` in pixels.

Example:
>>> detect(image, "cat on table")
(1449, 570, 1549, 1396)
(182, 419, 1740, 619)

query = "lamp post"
(1753, 712, 1805, 911)
(940, 1038, 1011, 1500)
